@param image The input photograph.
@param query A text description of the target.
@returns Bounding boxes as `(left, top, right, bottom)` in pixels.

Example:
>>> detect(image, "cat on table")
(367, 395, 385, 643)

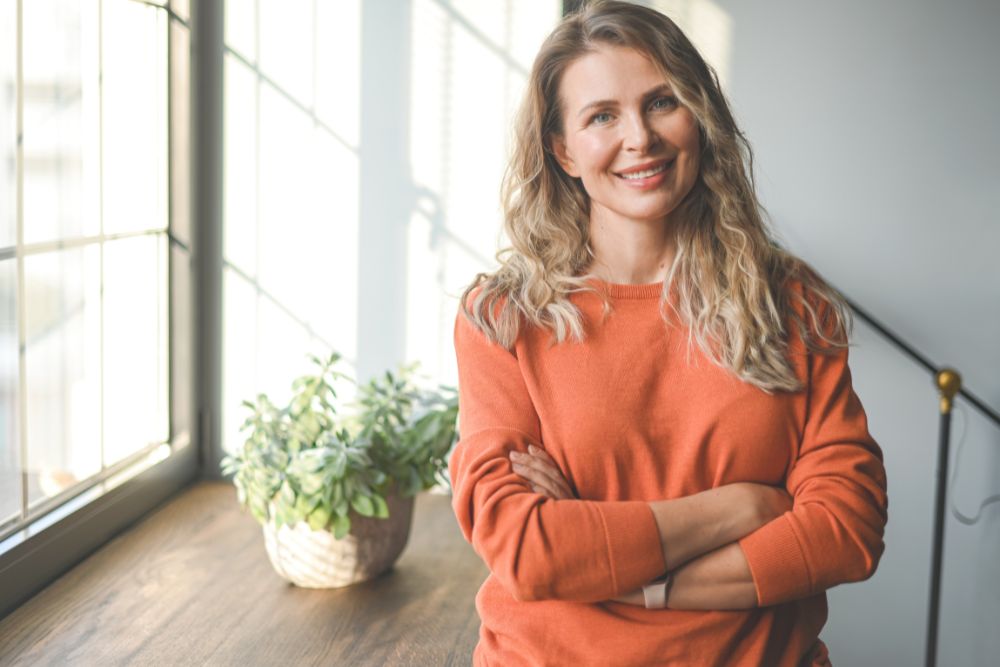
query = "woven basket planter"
(262, 490, 415, 588)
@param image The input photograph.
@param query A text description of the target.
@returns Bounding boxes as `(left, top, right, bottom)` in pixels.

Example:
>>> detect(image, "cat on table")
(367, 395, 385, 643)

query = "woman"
(449, 1, 889, 665)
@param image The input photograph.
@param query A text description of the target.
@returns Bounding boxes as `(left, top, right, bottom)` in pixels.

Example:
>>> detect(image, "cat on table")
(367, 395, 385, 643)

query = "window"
(221, 0, 362, 455)
(219, 0, 561, 458)
(0, 0, 195, 616)
(0, 0, 562, 619)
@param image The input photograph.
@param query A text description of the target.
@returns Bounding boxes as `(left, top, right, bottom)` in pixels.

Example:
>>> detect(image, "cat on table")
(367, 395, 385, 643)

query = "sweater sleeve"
(448, 295, 666, 603)
(737, 299, 889, 607)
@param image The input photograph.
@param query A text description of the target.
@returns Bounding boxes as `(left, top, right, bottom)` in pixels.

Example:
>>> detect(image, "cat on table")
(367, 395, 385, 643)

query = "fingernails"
(528, 445, 538, 454)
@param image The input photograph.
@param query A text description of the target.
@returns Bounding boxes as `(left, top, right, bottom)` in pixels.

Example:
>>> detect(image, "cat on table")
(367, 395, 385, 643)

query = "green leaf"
(294, 493, 314, 517)
(350, 493, 375, 517)
(332, 451, 347, 478)
(280, 480, 295, 505)
(334, 498, 349, 518)
(308, 505, 331, 530)
(371, 493, 389, 519)
(332, 514, 351, 539)
(406, 466, 421, 495)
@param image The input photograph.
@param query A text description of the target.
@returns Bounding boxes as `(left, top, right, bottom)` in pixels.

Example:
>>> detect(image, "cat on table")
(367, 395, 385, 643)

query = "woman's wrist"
(611, 572, 675, 608)
(647, 485, 751, 570)
(726, 482, 771, 537)
(611, 588, 646, 606)
(610, 541, 757, 611)
(661, 542, 757, 610)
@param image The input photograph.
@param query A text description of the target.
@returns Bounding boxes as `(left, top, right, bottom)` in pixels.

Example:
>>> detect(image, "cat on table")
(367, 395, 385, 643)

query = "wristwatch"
(642, 572, 671, 609)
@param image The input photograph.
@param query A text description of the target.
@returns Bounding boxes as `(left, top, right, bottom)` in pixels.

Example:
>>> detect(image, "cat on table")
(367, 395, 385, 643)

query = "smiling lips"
(615, 159, 674, 189)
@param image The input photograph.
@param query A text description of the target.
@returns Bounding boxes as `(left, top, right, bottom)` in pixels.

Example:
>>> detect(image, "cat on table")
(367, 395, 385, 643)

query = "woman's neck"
(584, 208, 679, 284)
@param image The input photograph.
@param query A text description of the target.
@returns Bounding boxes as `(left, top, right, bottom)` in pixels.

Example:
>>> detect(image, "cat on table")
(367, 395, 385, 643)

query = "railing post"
(925, 368, 961, 667)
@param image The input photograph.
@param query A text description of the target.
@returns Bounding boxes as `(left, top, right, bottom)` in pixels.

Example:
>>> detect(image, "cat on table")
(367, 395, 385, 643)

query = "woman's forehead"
(559, 46, 674, 105)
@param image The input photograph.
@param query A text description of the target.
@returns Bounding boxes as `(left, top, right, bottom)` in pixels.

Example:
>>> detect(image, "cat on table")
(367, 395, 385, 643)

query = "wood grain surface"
(0, 481, 487, 666)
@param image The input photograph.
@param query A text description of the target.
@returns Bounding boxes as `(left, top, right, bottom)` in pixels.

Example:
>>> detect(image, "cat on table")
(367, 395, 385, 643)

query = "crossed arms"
(510, 445, 768, 610)
(450, 302, 889, 609)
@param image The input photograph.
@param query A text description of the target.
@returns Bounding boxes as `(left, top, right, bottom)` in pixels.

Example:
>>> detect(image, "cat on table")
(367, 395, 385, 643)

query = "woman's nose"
(622, 114, 658, 152)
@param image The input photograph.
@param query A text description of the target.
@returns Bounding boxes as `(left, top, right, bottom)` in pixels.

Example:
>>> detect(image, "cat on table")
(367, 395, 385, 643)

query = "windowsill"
(0, 480, 486, 664)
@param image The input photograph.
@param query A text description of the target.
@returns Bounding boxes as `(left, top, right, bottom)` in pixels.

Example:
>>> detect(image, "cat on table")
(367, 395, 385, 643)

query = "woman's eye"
(589, 111, 613, 125)
(651, 96, 678, 111)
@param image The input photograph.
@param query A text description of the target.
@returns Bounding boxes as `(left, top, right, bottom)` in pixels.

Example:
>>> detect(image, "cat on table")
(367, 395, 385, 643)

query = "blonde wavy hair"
(459, 0, 853, 393)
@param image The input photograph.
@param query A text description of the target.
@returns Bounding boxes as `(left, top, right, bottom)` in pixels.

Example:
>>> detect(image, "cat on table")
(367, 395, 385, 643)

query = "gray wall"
(707, 0, 1000, 664)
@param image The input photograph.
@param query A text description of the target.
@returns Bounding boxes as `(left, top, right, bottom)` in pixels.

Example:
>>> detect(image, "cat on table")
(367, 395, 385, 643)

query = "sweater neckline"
(584, 277, 665, 300)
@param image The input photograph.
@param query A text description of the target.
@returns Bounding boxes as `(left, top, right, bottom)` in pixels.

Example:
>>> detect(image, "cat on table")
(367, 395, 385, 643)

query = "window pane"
(25, 245, 101, 507)
(0, 260, 18, 524)
(169, 242, 192, 443)
(407, 0, 561, 375)
(258, 84, 358, 357)
(102, 0, 168, 235)
(315, 0, 359, 147)
(22, 0, 101, 245)
(223, 54, 257, 275)
(169, 18, 191, 246)
(255, 294, 317, 416)
(259, 0, 312, 105)
(0, 0, 15, 248)
(103, 234, 168, 466)
(222, 266, 257, 455)
(225, 0, 256, 62)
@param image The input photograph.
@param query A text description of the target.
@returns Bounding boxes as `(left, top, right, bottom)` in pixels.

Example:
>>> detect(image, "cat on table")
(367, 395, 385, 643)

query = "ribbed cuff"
(738, 514, 812, 607)
(593, 500, 667, 595)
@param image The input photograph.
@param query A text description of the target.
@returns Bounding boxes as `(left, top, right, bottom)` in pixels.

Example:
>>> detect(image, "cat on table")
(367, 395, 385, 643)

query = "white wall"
(700, 0, 1000, 664)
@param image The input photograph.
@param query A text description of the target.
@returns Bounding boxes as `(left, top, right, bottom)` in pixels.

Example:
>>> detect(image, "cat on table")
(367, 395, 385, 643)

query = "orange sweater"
(449, 277, 889, 667)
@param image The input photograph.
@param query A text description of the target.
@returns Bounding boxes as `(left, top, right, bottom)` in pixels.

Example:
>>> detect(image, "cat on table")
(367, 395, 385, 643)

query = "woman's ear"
(548, 134, 580, 178)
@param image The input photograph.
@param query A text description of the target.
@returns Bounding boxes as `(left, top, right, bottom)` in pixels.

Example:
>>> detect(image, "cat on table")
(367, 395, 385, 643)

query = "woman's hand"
(722, 482, 793, 534)
(509, 447, 646, 607)
(742, 482, 794, 526)
(508, 445, 577, 500)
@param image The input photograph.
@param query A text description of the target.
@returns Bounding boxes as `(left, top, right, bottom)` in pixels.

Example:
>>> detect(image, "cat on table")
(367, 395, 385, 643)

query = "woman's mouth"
(615, 159, 674, 189)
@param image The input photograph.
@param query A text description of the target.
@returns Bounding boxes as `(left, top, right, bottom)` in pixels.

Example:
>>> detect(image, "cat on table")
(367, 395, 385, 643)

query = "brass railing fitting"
(936, 369, 961, 415)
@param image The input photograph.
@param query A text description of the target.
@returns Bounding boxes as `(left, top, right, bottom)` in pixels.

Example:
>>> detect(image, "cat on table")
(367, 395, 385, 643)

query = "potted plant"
(220, 351, 459, 588)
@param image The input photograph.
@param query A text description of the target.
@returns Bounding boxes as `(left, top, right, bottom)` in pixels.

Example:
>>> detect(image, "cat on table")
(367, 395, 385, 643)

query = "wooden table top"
(0, 481, 487, 666)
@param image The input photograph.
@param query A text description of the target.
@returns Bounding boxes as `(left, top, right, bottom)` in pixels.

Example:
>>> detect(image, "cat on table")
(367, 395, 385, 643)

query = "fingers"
(527, 444, 557, 466)
(515, 456, 573, 499)
(509, 448, 575, 499)
(528, 445, 565, 479)
(514, 465, 564, 499)
(517, 464, 570, 499)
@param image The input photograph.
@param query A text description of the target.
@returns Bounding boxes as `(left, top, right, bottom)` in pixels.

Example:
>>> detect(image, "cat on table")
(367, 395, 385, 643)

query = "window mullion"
(15, 0, 27, 525)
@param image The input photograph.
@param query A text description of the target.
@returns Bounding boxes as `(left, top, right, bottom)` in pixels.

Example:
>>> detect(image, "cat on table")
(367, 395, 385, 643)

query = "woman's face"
(550, 45, 701, 227)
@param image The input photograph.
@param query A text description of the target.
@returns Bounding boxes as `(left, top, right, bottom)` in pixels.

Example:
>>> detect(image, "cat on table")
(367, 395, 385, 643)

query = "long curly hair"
(459, 0, 852, 393)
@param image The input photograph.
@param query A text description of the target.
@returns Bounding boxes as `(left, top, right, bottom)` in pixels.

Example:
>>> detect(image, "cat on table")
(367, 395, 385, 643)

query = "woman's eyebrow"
(641, 83, 674, 102)
(576, 83, 674, 118)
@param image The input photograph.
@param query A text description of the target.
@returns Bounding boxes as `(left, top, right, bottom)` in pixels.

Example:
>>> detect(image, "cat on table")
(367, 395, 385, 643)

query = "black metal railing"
(843, 294, 999, 667)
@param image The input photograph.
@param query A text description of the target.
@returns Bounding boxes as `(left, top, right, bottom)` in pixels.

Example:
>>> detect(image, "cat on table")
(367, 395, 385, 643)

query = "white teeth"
(619, 162, 669, 179)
